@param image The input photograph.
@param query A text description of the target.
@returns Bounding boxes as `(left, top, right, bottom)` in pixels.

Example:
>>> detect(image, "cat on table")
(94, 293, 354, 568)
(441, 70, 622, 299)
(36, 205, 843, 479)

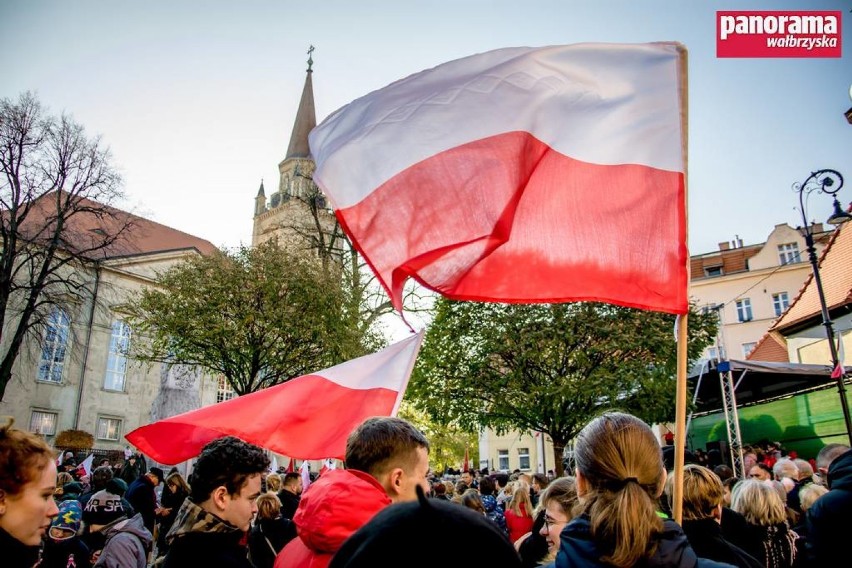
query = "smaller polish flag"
(300, 460, 311, 492)
(286, 458, 295, 474)
(269, 455, 279, 473)
(76, 454, 94, 479)
(462, 447, 470, 473)
(125, 332, 424, 464)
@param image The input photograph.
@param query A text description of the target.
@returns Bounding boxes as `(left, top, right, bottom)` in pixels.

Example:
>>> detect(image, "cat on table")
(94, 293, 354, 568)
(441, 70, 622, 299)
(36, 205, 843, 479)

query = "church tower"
(252, 47, 332, 249)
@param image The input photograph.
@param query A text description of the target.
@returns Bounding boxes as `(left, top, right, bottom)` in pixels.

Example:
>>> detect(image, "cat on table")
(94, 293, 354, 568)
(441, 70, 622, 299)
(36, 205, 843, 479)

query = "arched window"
(37, 307, 70, 383)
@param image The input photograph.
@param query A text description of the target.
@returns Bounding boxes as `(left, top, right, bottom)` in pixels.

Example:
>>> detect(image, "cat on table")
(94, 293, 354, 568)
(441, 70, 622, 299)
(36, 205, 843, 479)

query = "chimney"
(812, 223, 824, 234)
(719, 242, 730, 251)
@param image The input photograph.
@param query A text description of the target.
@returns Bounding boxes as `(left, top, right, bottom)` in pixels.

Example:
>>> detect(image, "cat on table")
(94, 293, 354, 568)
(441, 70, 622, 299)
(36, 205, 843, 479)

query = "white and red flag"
(309, 43, 688, 315)
(125, 332, 424, 464)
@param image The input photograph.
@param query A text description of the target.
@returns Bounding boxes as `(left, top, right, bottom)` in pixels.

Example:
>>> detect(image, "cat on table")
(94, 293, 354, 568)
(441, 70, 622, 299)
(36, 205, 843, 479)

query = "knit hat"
(329, 486, 521, 567)
(82, 489, 127, 526)
(148, 466, 165, 485)
(106, 477, 128, 496)
(49, 500, 82, 540)
(62, 481, 84, 498)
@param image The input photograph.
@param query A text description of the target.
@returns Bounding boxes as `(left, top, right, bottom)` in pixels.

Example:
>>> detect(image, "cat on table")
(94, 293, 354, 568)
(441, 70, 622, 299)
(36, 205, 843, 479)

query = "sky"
(1, 1, 850, 261)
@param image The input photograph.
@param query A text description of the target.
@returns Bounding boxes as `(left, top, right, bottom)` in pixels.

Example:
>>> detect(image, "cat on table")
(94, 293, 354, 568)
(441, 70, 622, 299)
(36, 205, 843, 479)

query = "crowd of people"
(2, 413, 850, 568)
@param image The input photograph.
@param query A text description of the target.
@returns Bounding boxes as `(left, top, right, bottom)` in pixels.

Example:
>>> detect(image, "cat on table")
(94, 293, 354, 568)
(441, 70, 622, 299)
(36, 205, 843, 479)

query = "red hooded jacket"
(273, 469, 391, 568)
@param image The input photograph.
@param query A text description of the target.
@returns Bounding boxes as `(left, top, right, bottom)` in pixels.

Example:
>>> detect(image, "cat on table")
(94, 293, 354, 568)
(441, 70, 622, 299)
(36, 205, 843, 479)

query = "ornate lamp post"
(794, 169, 852, 444)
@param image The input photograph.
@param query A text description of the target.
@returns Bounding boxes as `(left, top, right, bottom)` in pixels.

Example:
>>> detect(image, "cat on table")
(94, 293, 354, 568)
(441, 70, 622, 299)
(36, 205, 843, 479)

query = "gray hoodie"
(93, 513, 152, 568)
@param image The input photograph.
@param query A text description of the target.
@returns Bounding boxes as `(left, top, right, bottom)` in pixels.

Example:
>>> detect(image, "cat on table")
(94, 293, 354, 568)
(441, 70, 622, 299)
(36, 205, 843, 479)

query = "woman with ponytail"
(553, 412, 731, 568)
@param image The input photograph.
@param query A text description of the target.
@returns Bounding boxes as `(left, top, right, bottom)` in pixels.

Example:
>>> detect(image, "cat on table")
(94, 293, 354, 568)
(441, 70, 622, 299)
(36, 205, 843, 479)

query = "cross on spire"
(307, 45, 315, 72)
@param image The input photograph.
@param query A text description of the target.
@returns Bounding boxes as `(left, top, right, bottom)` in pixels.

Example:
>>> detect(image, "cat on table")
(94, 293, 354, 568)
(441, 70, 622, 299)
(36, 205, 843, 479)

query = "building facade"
(1, 209, 219, 457)
(689, 223, 830, 360)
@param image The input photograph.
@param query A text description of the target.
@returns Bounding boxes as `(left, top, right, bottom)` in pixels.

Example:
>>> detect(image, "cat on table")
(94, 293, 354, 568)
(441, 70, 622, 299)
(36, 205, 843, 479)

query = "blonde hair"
(256, 492, 281, 520)
(265, 473, 282, 493)
(798, 483, 828, 512)
(574, 413, 664, 567)
(537, 476, 578, 520)
(443, 480, 455, 497)
(668, 465, 723, 521)
(772, 458, 798, 481)
(731, 479, 787, 525)
(507, 482, 533, 518)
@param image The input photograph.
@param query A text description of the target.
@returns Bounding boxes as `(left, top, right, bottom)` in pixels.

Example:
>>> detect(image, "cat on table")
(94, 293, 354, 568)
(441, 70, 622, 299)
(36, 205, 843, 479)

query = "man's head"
(189, 436, 270, 531)
(282, 472, 302, 495)
(146, 467, 165, 487)
(816, 443, 850, 483)
(344, 417, 430, 503)
(532, 473, 549, 493)
(748, 463, 772, 481)
(91, 465, 113, 491)
(460, 470, 473, 486)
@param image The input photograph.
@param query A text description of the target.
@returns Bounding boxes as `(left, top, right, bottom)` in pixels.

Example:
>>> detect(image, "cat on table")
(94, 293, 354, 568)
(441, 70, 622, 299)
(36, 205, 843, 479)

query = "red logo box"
(717, 11, 842, 58)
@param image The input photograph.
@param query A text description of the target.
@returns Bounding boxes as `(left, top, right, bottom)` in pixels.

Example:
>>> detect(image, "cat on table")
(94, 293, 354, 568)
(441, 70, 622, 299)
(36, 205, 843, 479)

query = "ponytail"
(574, 413, 665, 568)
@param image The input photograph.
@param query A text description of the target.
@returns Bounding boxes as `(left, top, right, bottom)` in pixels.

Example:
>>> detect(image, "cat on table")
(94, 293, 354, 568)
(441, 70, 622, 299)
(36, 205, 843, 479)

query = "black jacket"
(276, 489, 300, 521)
(126, 475, 158, 532)
(518, 509, 549, 568)
(553, 515, 735, 568)
(247, 516, 297, 568)
(805, 448, 852, 565)
(1, 526, 40, 568)
(681, 518, 762, 568)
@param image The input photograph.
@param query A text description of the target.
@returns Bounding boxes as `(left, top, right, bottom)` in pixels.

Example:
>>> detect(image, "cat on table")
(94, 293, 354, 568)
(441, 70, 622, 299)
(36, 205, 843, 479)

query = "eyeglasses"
(543, 516, 567, 532)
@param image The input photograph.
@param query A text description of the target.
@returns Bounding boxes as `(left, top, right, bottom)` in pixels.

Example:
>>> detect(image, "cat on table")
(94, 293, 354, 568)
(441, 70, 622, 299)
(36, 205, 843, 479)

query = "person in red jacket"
(273, 417, 430, 568)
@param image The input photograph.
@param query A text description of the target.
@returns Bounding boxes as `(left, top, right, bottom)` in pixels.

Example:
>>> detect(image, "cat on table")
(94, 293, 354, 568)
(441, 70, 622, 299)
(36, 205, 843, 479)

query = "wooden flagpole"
(672, 43, 689, 525)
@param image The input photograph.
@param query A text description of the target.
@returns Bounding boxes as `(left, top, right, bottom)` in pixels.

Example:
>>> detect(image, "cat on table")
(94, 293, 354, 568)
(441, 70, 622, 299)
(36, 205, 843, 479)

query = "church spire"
(285, 45, 317, 159)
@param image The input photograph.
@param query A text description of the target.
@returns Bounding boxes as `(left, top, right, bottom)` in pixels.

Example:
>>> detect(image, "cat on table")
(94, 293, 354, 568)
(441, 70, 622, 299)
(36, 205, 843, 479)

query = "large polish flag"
(310, 43, 688, 315)
(125, 332, 424, 465)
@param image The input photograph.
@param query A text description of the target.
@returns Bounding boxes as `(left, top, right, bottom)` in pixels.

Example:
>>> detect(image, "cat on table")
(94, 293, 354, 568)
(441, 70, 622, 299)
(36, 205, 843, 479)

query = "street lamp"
(794, 169, 852, 445)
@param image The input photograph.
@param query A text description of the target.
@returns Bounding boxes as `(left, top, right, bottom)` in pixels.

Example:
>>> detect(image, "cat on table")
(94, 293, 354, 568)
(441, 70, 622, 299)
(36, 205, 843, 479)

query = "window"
(778, 243, 800, 265)
(104, 320, 131, 391)
(497, 449, 509, 471)
(96, 417, 122, 441)
(37, 307, 70, 383)
(742, 342, 757, 358)
(773, 292, 790, 317)
(29, 410, 58, 436)
(736, 298, 753, 322)
(704, 266, 723, 277)
(518, 447, 530, 470)
(217, 376, 236, 403)
(708, 347, 719, 360)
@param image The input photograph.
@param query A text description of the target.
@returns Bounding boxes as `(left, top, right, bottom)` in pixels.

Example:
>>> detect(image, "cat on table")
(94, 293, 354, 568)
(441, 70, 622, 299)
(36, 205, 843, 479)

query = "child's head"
(49, 500, 82, 541)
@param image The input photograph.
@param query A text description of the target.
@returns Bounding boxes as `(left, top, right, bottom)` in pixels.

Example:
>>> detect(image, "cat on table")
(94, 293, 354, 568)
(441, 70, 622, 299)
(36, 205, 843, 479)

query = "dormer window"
(778, 243, 800, 265)
(704, 265, 723, 277)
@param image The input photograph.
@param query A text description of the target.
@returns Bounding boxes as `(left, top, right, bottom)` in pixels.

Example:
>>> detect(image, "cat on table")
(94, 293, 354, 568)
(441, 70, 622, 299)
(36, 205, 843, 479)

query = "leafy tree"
(0, 92, 132, 400)
(123, 240, 363, 395)
(408, 300, 717, 476)
(397, 402, 478, 475)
